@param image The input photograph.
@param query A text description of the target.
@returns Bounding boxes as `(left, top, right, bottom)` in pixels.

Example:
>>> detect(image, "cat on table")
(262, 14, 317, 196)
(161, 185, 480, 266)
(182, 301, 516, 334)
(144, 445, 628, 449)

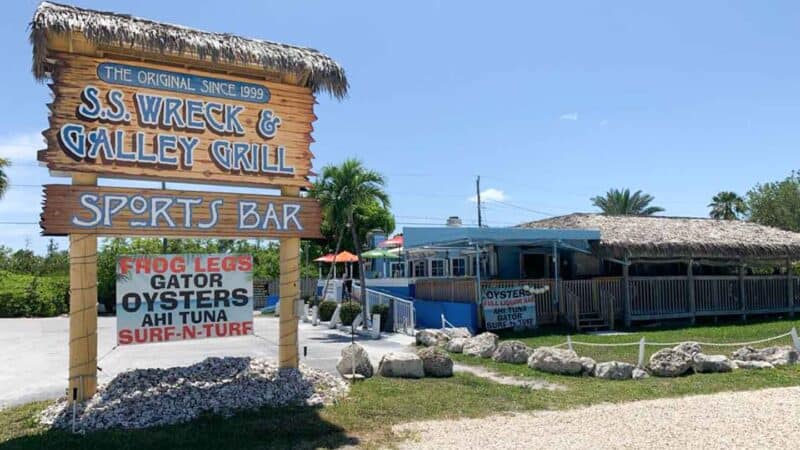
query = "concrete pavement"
(0, 315, 414, 408)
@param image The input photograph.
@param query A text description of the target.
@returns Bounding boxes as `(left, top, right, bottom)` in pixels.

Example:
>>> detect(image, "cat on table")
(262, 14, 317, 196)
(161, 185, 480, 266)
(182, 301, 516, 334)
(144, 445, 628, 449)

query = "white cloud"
(559, 112, 578, 121)
(469, 188, 508, 203)
(0, 131, 45, 161)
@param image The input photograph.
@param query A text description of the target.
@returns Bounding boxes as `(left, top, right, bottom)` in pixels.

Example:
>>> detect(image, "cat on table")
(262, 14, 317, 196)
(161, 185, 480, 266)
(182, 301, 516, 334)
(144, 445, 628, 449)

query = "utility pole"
(476, 175, 482, 228)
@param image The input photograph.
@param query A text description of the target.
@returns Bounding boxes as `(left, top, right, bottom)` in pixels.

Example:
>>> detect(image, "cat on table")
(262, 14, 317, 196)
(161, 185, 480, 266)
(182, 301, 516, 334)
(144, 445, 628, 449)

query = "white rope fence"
(557, 327, 800, 368)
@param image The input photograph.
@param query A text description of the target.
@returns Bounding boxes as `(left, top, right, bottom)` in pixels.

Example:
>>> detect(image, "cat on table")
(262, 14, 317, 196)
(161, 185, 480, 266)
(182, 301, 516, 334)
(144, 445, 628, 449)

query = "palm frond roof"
(30, 2, 348, 98)
(521, 213, 800, 259)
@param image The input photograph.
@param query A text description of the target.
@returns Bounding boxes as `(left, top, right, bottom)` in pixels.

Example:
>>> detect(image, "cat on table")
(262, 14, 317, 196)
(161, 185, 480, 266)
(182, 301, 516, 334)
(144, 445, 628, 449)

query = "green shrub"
(339, 300, 362, 326)
(318, 300, 338, 322)
(371, 303, 391, 331)
(0, 271, 69, 317)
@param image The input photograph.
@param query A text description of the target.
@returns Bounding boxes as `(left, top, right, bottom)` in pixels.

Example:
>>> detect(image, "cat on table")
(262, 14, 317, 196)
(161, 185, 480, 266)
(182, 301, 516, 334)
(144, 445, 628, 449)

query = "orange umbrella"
(334, 250, 359, 263)
(313, 253, 336, 263)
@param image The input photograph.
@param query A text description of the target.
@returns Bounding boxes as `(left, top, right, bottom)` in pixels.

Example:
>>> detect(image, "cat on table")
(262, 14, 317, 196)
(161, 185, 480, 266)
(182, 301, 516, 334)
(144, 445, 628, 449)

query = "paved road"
(0, 315, 414, 408)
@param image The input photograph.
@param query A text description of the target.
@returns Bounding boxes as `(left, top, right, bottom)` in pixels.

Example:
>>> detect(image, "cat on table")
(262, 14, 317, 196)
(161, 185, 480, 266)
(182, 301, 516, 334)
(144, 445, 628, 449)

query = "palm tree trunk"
(349, 209, 368, 329)
(321, 225, 346, 301)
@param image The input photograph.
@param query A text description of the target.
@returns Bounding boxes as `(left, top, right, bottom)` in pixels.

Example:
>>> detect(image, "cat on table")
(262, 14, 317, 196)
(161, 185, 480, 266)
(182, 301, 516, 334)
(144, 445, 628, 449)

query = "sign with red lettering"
(481, 285, 547, 330)
(116, 254, 253, 345)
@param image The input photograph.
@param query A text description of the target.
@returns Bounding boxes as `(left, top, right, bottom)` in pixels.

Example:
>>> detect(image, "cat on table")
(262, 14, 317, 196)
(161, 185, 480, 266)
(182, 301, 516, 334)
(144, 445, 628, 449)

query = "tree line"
(590, 171, 800, 232)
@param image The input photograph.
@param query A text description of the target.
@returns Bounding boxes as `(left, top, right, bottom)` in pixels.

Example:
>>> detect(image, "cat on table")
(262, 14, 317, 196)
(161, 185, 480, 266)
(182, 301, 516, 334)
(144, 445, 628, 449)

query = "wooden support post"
(623, 258, 631, 328)
(278, 186, 300, 369)
(787, 258, 795, 317)
(68, 173, 98, 402)
(687, 259, 696, 325)
(739, 263, 747, 321)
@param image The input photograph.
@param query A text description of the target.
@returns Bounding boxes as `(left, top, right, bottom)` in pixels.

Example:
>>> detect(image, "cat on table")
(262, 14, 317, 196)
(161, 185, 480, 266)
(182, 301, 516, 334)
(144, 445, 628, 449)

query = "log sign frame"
(116, 254, 254, 345)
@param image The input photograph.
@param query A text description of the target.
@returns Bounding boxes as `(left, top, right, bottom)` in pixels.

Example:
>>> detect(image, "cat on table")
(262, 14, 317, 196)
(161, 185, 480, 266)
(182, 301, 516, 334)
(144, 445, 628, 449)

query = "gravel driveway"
(395, 386, 800, 449)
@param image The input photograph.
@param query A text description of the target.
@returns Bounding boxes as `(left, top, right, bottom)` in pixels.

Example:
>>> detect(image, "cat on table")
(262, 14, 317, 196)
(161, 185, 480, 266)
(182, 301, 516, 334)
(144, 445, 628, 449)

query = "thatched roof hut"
(521, 213, 800, 260)
(30, 1, 348, 98)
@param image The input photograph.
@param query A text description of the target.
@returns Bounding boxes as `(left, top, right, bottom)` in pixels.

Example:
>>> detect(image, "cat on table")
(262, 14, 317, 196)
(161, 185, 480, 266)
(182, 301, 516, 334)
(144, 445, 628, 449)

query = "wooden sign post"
(68, 173, 98, 401)
(31, 2, 347, 401)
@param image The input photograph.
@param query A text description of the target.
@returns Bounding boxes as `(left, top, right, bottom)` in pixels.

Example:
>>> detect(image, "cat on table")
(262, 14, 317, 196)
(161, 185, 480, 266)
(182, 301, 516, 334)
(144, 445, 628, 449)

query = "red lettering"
(194, 257, 206, 272)
(238, 255, 253, 272)
(135, 257, 150, 274)
(207, 257, 220, 272)
(118, 257, 134, 276)
(170, 256, 186, 273)
(229, 322, 241, 336)
(242, 321, 253, 335)
(118, 329, 132, 345)
(164, 326, 176, 341)
(221, 256, 237, 272)
(151, 327, 163, 341)
(182, 324, 197, 339)
(215, 323, 228, 337)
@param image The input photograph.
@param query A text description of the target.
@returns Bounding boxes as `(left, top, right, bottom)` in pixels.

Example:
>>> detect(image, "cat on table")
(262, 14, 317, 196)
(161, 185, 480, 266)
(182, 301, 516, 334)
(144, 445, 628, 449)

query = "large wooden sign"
(41, 185, 323, 239)
(42, 53, 315, 189)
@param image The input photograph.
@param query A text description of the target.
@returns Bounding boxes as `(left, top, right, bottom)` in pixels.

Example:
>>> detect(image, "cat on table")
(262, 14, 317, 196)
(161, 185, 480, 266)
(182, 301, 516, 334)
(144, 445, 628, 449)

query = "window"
(430, 259, 446, 277)
(412, 260, 427, 278)
(390, 262, 405, 278)
(451, 257, 466, 277)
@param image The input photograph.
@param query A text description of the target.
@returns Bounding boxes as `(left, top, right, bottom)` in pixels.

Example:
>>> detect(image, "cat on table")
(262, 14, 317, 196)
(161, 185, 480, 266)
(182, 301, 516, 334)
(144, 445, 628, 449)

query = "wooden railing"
(629, 276, 690, 318)
(695, 276, 739, 314)
(412, 274, 797, 329)
(414, 277, 477, 303)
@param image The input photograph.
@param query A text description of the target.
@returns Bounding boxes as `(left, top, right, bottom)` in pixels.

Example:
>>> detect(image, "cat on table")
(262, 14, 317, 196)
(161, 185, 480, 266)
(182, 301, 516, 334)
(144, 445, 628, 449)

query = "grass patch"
(496, 317, 800, 364)
(2, 318, 799, 449)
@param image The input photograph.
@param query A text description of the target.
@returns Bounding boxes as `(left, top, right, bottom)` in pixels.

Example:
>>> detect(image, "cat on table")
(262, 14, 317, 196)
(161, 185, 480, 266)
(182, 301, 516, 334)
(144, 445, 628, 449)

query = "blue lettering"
(77, 86, 102, 120)
(211, 140, 231, 170)
(58, 123, 86, 158)
(162, 97, 185, 128)
(86, 127, 115, 160)
(185, 100, 205, 130)
(157, 134, 178, 166)
(136, 132, 157, 163)
(105, 89, 129, 122)
(203, 102, 225, 133)
(134, 93, 163, 126)
(177, 136, 198, 167)
(224, 104, 245, 135)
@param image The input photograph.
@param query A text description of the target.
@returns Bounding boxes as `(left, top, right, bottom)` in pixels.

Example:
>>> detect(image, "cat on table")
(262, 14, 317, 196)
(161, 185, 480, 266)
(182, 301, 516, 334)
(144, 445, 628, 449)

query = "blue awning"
(402, 226, 600, 249)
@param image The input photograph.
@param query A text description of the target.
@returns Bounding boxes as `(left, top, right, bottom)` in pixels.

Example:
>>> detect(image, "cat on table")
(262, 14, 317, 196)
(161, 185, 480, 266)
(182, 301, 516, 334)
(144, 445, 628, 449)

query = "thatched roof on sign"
(521, 213, 800, 259)
(30, 2, 348, 98)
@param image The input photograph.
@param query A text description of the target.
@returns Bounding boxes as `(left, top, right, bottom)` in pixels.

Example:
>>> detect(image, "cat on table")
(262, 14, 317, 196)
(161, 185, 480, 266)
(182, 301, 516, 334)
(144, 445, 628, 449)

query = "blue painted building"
(363, 225, 601, 332)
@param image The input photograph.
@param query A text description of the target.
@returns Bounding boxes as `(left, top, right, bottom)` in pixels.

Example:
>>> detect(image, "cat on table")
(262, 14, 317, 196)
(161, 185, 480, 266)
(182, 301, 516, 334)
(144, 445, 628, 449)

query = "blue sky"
(2, 1, 800, 253)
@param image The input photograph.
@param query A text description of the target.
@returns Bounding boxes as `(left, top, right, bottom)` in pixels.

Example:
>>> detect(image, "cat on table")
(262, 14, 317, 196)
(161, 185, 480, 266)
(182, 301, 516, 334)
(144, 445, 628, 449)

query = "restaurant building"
(360, 214, 800, 332)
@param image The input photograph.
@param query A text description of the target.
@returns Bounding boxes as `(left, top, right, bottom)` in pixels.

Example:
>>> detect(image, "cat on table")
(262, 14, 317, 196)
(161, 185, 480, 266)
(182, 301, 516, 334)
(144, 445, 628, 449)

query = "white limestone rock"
(593, 361, 636, 380)
(692, 353, 734, 373)
(527, 347, 583, 375)
(378, 352, 425, 378)
(491, 341, 533, 364)
(648, 348, 693, 377)
(336, 343, 374, 378)
(462, 332, 500, 358)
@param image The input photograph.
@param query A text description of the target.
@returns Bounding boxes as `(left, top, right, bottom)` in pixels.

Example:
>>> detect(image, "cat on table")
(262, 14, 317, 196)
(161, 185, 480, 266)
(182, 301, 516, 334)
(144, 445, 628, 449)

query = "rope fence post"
(638, 337, 646, 368)
(567, 335, 573, 352)
(791, 327, 800, 352)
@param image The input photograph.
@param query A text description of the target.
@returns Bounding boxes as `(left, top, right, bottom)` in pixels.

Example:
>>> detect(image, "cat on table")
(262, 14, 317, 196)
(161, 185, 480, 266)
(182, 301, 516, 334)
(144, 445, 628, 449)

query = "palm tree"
(0, 158, 9, 199)
(708, 191, 746, 220)
(591, 188, 664, 216)
(310, 159, 390, 328)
